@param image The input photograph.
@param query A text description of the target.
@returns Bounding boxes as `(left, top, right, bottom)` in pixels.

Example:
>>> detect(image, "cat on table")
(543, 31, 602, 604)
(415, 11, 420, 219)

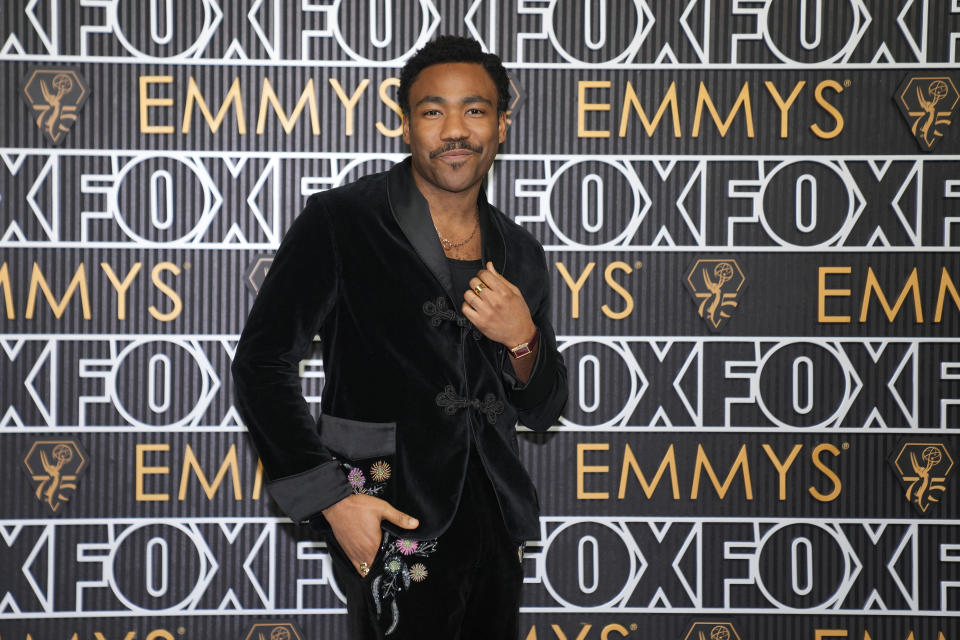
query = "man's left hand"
(462, 261, 537, 349)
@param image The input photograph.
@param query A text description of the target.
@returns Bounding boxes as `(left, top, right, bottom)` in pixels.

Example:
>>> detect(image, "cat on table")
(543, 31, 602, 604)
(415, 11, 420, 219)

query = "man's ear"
(498, 111, 507, 144)
(402, 112, 410, 144)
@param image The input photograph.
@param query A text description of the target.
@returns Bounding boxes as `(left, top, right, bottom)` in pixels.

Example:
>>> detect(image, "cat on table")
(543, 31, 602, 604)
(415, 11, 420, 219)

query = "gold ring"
(359, 562, 369, 576)
(473, 283, 485, 295)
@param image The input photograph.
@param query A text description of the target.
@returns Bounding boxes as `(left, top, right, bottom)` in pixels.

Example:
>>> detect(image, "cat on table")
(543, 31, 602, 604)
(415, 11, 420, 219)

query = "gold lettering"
(601, 624, 629, 640)
(618, 443, 680, 499)
(329, 78, 371, 137)
(145, 631, 177, 640)
(577, 80, 611, 138)
(811, 80, 845, 139)
(252, 458, 264, 500)
(101, 262, 142, 321)
(761, 443, 804, 501)
(809, 443, 842, 502)
(859, 266, 923, 323)
(178, 444, 243, 501)
(814, 632, 848, 640)
(601, 261, 634, 320)
(618, 81, 682, 138)
(818, 266, 852, 323)
(181, 76, 247, 134)
(764, 81, 806, 138)
(26, 635, 77, 640)
(691, 444, 753, 500)
(0, 263, 14, 319)
(935, 267, 960, 322)
(692, 82, 754, 138)
(376, 77, 403, 137)
(25, 262, 91, 320)
(256, 77, 320, 135)
(136, 443, 170, 502)
(555, 262, 596, 319)
(576, 443, 610, 500)
(139, 75, 175, 134)
(549, 624, 591, 640)
(148, 262, 183, 322)
(95, 632, 136, 640)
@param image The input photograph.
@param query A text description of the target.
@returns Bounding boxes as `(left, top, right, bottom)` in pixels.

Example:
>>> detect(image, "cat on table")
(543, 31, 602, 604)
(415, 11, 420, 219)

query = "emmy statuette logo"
(243, 622, 303, 640)
(895, 75, 959, 151)
(22, 440, 88, 512)
(889, 441, 955, 513)
(684, 259, 747, 331)
(682, 621, 742, 640)
(21, 68, 89, 145)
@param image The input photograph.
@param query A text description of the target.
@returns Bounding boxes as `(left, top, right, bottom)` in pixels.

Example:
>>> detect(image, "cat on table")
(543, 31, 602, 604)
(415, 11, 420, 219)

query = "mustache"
(429, 140, 482, 158)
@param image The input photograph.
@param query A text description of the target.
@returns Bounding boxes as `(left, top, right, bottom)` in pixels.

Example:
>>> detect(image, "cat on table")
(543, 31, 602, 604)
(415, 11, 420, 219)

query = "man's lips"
(438, 149, 473, 158)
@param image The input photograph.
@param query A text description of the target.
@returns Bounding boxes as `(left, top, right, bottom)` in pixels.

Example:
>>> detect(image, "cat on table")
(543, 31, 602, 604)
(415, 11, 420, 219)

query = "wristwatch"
(508, 327, 540, 359)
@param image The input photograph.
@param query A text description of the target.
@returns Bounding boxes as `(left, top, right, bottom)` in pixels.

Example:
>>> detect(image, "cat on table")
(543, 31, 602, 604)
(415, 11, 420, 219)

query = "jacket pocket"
(318, 413, 396, 498)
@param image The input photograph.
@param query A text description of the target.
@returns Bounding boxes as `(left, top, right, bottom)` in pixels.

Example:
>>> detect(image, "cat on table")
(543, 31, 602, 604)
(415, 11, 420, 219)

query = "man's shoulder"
(304, 168, 389, 213)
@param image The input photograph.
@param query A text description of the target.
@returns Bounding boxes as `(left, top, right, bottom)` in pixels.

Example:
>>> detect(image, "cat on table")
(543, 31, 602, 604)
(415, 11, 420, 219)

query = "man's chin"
(440, 178, 481, 193)
(431, 164, 485, 190)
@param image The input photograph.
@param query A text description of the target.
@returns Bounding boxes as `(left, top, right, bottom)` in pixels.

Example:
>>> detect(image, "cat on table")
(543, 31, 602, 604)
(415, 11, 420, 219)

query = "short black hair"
(398, 35, 510, 114)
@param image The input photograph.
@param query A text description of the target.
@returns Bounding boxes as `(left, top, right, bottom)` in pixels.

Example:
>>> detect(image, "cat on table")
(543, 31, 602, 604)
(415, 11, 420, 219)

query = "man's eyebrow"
(413, 95, 494, 108)
(460, 95, 494, 106)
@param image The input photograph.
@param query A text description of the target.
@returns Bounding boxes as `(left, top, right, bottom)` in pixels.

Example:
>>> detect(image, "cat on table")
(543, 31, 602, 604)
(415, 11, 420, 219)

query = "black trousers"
(325, 452, 524, 639)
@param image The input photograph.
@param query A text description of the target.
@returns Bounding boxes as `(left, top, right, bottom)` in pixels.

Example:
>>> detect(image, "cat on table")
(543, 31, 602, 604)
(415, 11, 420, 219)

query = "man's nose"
(440, 112, 468, 140)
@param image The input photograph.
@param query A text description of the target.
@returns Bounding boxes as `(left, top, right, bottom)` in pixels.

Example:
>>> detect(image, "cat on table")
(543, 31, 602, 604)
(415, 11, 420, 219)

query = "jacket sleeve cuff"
(266, 460, 353, 523)
(502, 341, 559, 410)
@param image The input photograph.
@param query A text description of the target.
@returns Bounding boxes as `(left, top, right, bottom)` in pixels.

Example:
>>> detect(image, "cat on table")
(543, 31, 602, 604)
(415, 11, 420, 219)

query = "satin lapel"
(386, 158, 456, 300)
(479, 185, 506, 276)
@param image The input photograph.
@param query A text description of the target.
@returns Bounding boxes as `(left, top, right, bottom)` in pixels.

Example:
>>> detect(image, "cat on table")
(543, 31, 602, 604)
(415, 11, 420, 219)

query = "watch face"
(510, 343, 532, 358)
(510, 328, 540, 358)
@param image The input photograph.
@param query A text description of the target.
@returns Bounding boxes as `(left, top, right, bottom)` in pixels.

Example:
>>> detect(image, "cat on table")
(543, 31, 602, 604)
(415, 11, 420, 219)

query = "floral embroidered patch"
(341, 459, 391, 497)
(347, 467, 365, 490)
(370, 531, 438, 635)
(370, 460, 391, 482)
(395, 538, 418, 555)
(408, 563, 428, 582)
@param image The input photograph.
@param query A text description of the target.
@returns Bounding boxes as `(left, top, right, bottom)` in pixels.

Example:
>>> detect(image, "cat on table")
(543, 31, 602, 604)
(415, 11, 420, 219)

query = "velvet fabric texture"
(232, 157, 568, 540)
(324, 452, 524, 639)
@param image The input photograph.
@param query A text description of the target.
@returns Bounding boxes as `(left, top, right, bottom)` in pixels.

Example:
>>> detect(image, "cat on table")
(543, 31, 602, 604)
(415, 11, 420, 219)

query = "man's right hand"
(322, 493, 419, 576)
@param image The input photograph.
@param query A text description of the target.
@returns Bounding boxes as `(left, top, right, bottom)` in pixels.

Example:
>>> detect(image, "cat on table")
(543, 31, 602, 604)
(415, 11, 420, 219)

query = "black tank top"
(447, 257, 483, 301)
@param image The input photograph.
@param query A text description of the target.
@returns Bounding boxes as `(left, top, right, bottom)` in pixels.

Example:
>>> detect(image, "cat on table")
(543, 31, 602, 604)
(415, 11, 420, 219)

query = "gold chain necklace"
(433, 210, 479, 250)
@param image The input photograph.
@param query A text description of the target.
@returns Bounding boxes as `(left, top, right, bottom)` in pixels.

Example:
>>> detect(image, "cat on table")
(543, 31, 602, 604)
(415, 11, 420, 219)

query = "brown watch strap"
(508, 327, 540, 359)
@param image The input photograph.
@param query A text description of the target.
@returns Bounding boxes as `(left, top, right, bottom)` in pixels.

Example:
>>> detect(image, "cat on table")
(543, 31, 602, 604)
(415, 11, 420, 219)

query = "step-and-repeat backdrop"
(2, 1, 959, 639)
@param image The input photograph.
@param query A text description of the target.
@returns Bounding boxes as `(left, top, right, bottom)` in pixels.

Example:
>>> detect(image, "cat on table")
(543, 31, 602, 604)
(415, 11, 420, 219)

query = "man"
(232, 35, 567, 639)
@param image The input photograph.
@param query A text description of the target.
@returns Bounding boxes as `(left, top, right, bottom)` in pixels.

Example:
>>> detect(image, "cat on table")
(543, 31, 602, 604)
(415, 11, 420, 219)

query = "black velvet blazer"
(231, 158, 567, 540)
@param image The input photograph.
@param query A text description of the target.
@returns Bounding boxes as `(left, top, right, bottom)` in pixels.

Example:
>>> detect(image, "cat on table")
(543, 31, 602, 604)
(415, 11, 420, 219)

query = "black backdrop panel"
(2, 1, 959, 638)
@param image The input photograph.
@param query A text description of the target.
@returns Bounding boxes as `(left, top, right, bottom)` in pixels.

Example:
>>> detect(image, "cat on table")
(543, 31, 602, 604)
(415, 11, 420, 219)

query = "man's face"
(402, 62, 507, 195)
